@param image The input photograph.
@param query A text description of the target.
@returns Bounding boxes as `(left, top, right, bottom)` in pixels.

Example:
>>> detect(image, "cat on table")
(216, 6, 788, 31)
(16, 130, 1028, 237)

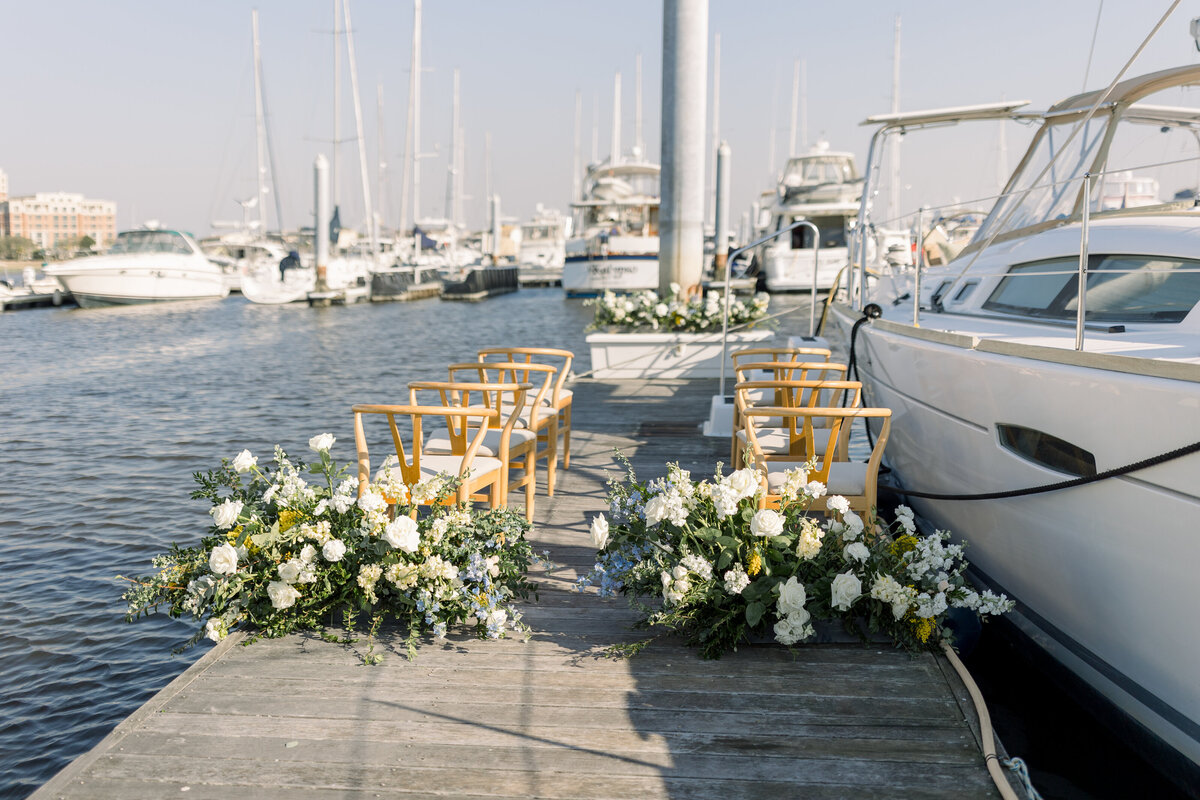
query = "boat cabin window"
(789, 216, 847, 249)
(781, 156, 857, 187)
(952, 281, 978, 302)
(996, 423, 1097, 478)
(982, 255, 1200, 323)
(109, 230, 193, 255)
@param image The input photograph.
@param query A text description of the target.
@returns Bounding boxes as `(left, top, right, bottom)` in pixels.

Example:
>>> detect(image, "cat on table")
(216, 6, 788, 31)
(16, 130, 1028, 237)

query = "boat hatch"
(981, 255, 1200, 323)
(996, 423, 1097, 477)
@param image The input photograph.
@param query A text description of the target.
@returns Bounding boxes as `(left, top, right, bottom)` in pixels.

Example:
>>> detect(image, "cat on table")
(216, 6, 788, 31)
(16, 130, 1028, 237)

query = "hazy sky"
(3, 1, 1199, 238)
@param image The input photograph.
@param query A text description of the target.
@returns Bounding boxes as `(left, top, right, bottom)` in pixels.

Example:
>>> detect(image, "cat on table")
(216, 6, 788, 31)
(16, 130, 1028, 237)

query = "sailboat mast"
(610, 71, 622, 164)
(342, 0, 376, 259)
(445, 68, 460, 227)
(332, 0, 341, 211)
(399, 2, 417, 240)
(412, 0, 423, 251)
(252, 9, 269, 234)
(889, 15, 901, 222)
(377, 84, 387, 236)
(573, 90, 582, 201)
(634, 53, 644, 158)
(789, 58, 799, 157)
(800, 58, 807, 150)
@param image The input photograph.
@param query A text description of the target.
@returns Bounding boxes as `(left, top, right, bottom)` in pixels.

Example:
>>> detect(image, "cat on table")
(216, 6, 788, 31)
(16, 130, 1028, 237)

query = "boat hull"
(49, 265, 227, 308)
(827, 302, 1200, 776)
(562, 255, 658, 297)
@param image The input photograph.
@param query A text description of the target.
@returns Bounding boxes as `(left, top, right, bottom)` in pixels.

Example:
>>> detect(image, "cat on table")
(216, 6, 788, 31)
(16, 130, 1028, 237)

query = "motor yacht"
(45, 228, 229, 308)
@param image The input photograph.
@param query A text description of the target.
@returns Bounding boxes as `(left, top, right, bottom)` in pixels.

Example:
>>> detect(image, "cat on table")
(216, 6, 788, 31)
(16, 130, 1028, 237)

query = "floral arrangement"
(577, 458, 1011, 659)
(121, 435, 539, 661)
(585, 284, 771, 333)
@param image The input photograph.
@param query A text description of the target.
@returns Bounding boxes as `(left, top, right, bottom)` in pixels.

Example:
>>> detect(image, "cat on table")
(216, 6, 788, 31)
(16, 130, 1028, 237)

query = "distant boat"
(562, 160, 660, 297)
(757, 141, 863, 292)
(45, 228, 228, 308)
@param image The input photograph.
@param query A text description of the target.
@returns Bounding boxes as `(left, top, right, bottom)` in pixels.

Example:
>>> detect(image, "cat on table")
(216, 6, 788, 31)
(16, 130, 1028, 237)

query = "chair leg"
(545, 418, 558, 496)
(559, 404, 572, 470)
(523, 449, 535, 522)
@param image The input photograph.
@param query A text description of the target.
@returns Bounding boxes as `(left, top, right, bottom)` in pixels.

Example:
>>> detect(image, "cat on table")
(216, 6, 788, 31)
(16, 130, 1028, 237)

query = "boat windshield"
(781, 156, 857, 187)
(110, 230, 194, 255)
(974, 117, 1109, 242)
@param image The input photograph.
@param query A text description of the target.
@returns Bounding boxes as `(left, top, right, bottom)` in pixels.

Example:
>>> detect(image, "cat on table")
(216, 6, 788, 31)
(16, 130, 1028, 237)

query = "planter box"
(586, 329, 775, 379)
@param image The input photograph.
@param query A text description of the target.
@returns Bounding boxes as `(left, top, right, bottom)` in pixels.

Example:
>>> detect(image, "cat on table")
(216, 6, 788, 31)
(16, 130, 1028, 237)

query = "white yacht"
(757, 142, 863, 292)
(825, 67, 1200, 787)
(518, 205, 569, 271)
(200, 234, 289, 294)
(45, 228, 229, 308)
(563, 160, 660, 297)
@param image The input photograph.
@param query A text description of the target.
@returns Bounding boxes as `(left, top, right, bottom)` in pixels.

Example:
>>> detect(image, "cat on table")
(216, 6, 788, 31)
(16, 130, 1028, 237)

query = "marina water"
(0, 291, 1186, 799)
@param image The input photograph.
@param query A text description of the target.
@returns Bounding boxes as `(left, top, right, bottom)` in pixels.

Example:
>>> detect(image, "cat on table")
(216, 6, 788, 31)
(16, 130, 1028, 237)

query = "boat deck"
(32, 379, 1011, 799)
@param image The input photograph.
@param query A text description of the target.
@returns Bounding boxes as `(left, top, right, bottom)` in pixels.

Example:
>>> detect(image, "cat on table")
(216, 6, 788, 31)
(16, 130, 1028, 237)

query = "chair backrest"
(352, 403, 500, 495)
(742, 405, 891, 485)
(408, 379, 529, 443)
(478, 347, 574, 406)
(733, 361, 848, 411)
(734, 378, 862, 414)
(448, 361, 555, 424)
(731, 346, 832, 373)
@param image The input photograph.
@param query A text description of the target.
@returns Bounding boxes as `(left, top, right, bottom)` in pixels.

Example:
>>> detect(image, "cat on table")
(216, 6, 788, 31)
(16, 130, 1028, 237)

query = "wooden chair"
(409, 378, 537, 521)
(352, 403, 506, 510)
(733, 378, 862, 469)
(731, 361, 848, 468)
(731, 345, 832, 373)
(743, 405, 892, 519)
(448, 360, 560, 496)
(478, 347, 574, 471)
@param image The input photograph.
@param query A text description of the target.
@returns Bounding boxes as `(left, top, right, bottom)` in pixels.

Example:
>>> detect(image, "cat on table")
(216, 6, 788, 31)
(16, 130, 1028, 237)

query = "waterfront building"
(0, 184, 117, 251)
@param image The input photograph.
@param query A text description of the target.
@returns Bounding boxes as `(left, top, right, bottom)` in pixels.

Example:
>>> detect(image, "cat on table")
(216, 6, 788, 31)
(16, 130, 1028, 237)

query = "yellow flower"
(910, 616, 934, 644)
(747, 551, 763, 577)
(278, 509, 301, 533)
(891, 535, 918, 558)
(226, 525, 258, 554)
(474, 592, 490, 608)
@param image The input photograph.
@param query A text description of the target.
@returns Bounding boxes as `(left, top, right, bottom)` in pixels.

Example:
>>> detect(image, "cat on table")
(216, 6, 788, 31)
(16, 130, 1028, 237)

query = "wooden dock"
(33, 379, 1013, 799)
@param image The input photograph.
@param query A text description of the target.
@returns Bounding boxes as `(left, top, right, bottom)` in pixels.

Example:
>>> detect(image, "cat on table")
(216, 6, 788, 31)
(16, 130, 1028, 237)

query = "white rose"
(358, 490, 387, 513)
(267, 580, 302, 610)
(644, 495, 668, 527)
(383, 516, 420, 553)
(843, 542, 870, 563)
(804, 481, 827, 499)
(724, 468, 760, 500)
(654, 302, 669, 317)
(590, 514, 610, 550)
(322, 539, 347, 562)
(826, 495, 851, 516)
(672, 564, 689, 581)
(776, 576, 807, 616)
(750, 509, 784, 538)
(278, 559, 303, 584)
(830, 571, 863, 611)
(204, 618, 225, 642)
(308, 433, 336, 453)
(208, 543, 238, 575)
(841, 512, 865, 540)
(232, 449, 257, 473)
(299, 544, 317, 563)
(210, 499, 243, 530)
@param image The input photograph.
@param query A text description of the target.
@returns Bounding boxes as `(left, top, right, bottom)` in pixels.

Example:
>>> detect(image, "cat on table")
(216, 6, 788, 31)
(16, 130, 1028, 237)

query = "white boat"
(826, 67, 1200, 787)
(518, 204, 569, 274)
(757, 142, 862, 293)
(240, 252, 316, 305)
(563, 160, 660, 297)
(45, 228, 229, 308)
(200, 234, 289, 295)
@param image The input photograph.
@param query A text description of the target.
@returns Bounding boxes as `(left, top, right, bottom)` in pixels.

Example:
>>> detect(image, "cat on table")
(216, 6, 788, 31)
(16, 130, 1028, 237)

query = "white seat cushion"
(424, 428, 536, 457)
(736, 427, 833, 455)
(385, 454, 503, 484)
(540, 387, 573, 408)
(766, 461, 868, 496)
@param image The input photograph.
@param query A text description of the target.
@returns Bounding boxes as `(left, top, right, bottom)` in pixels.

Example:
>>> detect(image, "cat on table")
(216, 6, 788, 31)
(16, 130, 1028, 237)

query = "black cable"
(844, 305, 882, 450)
(886, 439, 1200, 501)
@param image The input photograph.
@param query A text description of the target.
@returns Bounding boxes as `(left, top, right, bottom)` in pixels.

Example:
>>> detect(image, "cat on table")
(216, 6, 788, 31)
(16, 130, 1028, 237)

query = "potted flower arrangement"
(577, 458, 1011, 659)
(121, 434, 539, 662)
(584, 285, 776, 379)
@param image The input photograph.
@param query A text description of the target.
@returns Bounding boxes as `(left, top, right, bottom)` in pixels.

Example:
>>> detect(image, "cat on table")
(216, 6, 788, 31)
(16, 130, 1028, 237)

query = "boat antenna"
(1081, 0, 1105, 92)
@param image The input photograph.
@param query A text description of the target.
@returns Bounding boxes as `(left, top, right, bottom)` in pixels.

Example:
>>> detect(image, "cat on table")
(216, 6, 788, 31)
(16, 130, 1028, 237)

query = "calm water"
(0, 290, 1186, 799)
(0, 290, 600, 799)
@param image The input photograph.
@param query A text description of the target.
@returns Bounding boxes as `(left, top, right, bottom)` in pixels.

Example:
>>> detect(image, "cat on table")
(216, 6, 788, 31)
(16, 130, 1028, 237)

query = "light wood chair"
(478, 347, 574, 471)
(733, 378, 862, 469)
(730, 361, 848, 468)
(743, 405, 892, 519)
(448, 360, 560, 496)
(409, 378, 537, 521)
(731, 345, 832, 373)
(352, 403, 505, 510)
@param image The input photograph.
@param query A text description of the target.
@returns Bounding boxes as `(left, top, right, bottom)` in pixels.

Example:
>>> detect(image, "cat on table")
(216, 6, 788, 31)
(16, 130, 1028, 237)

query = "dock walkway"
(33, 379, 1008, 799)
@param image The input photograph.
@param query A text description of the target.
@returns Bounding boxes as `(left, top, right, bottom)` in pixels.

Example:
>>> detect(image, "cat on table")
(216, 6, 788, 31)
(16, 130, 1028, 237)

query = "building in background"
(0, 171, 117, 253)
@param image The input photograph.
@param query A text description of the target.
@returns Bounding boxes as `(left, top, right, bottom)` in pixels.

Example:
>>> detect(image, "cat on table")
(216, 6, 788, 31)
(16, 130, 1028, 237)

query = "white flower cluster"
(587, 287, 771, 333)
(773, 577, 814, 645)
(723, 564, 750, 595)
(794, 517, 825, 560)
(661, 565, 690, 606)
(870, 573, 919, 620)
(680, 553, 713, 581)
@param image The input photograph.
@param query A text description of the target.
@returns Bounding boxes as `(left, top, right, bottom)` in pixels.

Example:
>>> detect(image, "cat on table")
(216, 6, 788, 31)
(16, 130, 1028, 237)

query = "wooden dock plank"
(31, 377, 1004, 800)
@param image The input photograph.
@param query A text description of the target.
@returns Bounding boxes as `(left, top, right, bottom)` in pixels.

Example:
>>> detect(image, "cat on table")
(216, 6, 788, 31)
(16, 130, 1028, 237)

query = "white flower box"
(586, 329, 775, 379)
